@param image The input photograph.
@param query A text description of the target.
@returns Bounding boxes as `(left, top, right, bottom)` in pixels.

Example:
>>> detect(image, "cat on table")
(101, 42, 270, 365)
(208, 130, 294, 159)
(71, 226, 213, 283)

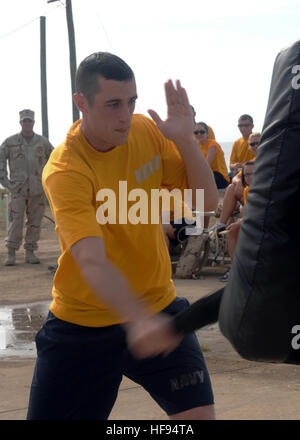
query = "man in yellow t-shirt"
(220, 160, 255, 282)
(229, 114, 256, 176)
(26, 52, 218, 420)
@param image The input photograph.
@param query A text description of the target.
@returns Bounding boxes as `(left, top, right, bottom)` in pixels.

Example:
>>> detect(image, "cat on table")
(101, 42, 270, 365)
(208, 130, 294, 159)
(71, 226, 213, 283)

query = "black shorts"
(213, 171, 229, 189)
(27, 297, 214, 420)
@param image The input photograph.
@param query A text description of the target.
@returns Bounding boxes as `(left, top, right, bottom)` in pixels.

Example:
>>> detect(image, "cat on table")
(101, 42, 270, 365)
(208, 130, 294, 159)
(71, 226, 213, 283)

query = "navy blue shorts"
(213, 171, 229, 189)
(27, 297, 214, 420)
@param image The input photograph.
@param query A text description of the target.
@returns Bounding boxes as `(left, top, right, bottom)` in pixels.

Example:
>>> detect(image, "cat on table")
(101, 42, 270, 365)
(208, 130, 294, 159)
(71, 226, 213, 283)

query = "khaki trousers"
(5, 192, 45, 251)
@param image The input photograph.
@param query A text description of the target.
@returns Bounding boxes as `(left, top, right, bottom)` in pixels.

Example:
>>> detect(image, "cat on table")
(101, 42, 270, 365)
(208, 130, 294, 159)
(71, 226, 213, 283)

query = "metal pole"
(40, 16, 49, 138)
(65, 0, 79, 122)
(47, 0, 79, 122)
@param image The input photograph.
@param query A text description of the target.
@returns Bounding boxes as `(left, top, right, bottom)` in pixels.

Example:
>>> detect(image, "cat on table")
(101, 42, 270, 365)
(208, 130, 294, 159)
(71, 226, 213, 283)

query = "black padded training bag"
(219, 40, 300, 364)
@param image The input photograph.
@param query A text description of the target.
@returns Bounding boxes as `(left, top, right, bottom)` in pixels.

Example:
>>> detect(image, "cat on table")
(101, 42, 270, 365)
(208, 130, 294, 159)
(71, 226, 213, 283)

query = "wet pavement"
(0, 301, 50, 359)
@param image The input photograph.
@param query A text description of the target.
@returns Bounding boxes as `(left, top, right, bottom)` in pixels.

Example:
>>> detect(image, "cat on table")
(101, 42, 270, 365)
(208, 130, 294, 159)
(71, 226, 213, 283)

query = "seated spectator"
(211, 132, 260, 232)
(190, 106, 215, 139)
(194, 122, 229, 190)
(194, 122, 229, 228)
(229, 114, 256, 178)
(247, 131, 260, 156)
(162, 119, 220, 245)
(220, 160, 255, 281)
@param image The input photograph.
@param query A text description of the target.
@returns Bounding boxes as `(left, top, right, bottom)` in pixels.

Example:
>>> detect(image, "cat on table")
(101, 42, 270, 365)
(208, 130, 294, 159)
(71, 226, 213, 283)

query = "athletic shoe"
(219, 268, 231, 282)
(48, 263, 58, 274)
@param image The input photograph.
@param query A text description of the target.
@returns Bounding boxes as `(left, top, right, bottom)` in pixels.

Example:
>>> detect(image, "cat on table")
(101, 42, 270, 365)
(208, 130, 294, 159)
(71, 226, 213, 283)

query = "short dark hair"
(239, 114, 253, 124)
(75, 52, 135, 105)
(196, 121, 209, 133)
(242, 160, 255, 186)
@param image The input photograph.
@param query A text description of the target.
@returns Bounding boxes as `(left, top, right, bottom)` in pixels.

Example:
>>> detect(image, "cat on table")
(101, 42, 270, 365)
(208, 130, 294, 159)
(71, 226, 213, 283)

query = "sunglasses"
(249, 142, 259, 147)
(238, 123, 251, 128)
(194, 130, 206, 135)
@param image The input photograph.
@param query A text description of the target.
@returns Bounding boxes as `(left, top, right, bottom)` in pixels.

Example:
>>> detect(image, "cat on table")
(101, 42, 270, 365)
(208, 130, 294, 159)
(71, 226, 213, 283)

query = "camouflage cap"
(19, 109, 35, 121)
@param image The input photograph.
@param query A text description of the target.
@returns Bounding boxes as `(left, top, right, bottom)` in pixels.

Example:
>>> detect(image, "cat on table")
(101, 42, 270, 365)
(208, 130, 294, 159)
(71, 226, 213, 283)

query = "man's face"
(78, 76, 137, 149)
(20, 118, 35, 134)
(238, 118, 253, 139)
(248, 135, 260, 156)
(244, 164, 254, 186)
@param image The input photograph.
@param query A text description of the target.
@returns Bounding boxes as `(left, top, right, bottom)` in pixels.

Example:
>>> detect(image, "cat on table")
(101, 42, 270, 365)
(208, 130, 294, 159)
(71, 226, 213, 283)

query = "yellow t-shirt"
(243, 185, 249, 205)
(230, 137, 255, 166)
(43, 114, 189, 327)
(207, 126, 215, 140)
(198, 139, 229, 182)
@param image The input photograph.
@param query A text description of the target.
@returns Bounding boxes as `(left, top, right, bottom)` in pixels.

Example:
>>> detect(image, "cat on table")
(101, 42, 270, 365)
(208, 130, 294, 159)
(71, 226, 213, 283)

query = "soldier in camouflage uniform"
(0, 109, 54, 265)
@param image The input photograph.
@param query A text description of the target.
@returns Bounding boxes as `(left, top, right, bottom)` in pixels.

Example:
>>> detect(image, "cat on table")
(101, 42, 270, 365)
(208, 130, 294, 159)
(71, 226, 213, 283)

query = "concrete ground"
(1, 274, 300, 420)
(0, 214, 299, 420)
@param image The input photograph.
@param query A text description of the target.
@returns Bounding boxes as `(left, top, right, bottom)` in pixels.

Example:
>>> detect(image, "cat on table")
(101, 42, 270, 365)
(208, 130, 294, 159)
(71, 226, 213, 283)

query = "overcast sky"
(0, 0, 299, 147)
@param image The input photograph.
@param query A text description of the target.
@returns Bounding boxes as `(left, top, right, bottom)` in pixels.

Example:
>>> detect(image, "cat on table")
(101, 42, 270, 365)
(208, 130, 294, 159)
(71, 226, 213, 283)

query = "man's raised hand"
(148, 80, 194, 144)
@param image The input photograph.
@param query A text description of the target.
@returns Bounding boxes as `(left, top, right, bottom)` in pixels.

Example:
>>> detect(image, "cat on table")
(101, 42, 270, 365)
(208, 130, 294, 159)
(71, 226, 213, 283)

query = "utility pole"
(65, 0, 79, 122)
(40, 16, 49, 138)
(48, 0, 79, 122)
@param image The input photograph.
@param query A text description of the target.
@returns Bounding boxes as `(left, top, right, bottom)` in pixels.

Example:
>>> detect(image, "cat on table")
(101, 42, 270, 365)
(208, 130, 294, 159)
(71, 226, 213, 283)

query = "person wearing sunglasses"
(194, 122, 229, 228)
(191, 106, 215, 140)
(161, 118, 218, 249)
(247, 132, 260, 156)
(229, 114, 256, 178)
(194, 122, 229, 190)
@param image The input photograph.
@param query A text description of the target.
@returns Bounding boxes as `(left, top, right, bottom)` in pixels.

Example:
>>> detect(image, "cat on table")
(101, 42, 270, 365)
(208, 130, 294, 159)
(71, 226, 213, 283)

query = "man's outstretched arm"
(173, 288, 224, 335)
(128, 288, 224, 358)
(71, 236, 182, 358)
